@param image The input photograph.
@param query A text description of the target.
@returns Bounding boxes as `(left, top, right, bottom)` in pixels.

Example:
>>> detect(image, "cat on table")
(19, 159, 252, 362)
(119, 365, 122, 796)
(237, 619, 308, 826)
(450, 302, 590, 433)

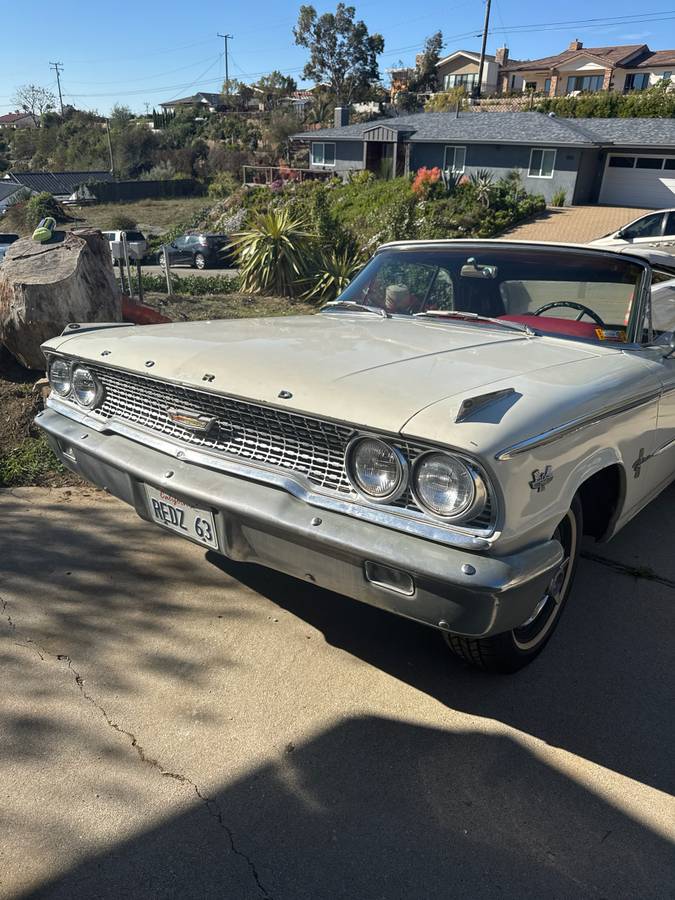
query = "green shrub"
(551, 189, 566, 207)
(208, 172, 240, 199)
(141, 272, 240, 296)
(109, 212, 138, 231)
(24, 193, 64, 230)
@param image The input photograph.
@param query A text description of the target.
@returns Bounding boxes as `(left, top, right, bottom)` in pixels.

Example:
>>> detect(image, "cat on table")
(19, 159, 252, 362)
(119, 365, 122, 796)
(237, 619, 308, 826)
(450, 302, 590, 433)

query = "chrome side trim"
(495, 391, 660, 461)
(46, 395, 493, 550)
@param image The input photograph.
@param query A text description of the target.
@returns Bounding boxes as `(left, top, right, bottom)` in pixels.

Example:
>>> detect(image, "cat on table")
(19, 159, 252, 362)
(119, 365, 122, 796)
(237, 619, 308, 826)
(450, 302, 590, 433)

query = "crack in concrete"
(0, 599, 272, 899)
(581, 551, 675, 589)
(55, 653, 273, 899)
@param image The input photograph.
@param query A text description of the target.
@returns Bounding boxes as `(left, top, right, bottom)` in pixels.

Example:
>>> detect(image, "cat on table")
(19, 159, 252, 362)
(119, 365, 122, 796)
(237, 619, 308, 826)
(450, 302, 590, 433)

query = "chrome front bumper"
(37, 408, 563, 638)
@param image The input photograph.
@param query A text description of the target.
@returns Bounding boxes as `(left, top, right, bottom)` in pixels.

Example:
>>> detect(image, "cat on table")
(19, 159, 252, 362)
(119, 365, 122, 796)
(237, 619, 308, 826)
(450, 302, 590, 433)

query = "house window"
(544, 78, 552, 94)
(566, 74, 603, 93)
(444, 146, 466, 174)
(608, 156, 635, 168)
(624, 73, 651, 92)
(311, 142, 336, 166)
(444, 73, 478, 90)
(525, 81, 537, 91)
(528, 148, 556, 178)
(663, 71, 672, 81)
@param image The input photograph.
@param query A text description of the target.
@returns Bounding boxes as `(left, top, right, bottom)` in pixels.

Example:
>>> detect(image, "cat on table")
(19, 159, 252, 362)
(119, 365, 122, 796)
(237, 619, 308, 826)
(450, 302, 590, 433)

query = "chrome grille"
(89, 366, 493, 530)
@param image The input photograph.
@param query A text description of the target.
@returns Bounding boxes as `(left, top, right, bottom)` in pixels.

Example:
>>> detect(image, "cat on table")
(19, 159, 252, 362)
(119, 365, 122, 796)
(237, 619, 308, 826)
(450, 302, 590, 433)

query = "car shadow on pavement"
(207, 482, 675, 798)
(23, 716, 674, 900)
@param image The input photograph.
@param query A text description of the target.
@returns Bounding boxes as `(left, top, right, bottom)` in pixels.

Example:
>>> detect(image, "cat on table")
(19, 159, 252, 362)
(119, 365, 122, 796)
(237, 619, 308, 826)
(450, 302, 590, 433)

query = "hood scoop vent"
(456, 388, 518, 423)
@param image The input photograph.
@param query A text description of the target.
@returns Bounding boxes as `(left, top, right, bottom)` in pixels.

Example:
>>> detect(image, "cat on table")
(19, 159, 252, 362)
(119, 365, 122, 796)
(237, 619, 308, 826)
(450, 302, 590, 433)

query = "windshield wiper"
(321, 300, 390, 318)
(414, 310, 537, 336)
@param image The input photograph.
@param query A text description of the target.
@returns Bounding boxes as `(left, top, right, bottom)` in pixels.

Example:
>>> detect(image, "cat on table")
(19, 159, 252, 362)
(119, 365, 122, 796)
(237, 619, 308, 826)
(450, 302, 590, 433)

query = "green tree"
(408, 31, 444, 93)
(294, 3, 384, 104)
(109, 103, 134, 129)
(253, 71, 298, 110)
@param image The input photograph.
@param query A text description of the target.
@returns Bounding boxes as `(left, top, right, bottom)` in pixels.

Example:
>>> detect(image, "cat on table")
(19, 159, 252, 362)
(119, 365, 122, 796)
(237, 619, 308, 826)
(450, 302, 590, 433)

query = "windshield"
(335, 245, 647, 344)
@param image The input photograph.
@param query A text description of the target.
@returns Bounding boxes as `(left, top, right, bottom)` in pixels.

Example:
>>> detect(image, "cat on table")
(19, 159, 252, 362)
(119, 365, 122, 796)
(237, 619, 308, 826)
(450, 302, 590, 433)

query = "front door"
(365, 142, 394, 179)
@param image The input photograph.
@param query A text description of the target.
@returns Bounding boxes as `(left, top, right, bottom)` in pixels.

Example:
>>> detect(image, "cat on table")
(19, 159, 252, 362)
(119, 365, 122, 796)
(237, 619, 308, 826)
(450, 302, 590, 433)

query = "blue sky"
(2, 0, 675, 114)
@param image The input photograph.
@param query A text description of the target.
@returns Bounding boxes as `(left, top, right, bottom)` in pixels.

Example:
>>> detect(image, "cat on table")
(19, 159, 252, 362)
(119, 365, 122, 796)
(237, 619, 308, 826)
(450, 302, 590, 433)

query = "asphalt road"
(1, 485, 674, 899)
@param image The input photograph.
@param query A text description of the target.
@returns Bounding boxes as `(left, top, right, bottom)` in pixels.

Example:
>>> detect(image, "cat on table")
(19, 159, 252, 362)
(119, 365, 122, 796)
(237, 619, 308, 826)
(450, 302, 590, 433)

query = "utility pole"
(217, 33, 234, 101)
(49, 61, 64, 115)
(105, 120, 115, 176)
(475, 0, 491, 100)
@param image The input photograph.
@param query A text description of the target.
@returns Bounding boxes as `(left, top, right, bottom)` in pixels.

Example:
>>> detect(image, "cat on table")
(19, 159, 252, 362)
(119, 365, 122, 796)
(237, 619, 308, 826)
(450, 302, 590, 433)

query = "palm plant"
(229, 209, 311, 297)
(305, 247, 365, 303)
(469, 169, 495, 208)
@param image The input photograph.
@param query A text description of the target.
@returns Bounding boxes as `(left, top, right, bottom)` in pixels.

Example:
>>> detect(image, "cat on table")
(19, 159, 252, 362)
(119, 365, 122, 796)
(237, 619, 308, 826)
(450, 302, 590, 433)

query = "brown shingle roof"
(632, 49, 675, 68)
(503, 44, 647, 72)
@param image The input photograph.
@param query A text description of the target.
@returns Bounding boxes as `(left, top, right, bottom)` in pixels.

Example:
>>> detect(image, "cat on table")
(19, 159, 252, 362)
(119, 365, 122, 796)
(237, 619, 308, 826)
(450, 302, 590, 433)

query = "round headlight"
(49, 358, 72, 396)
(347, 437, 406, 502)
(412, 452, 482, 519)
(72, 366, 100, 408)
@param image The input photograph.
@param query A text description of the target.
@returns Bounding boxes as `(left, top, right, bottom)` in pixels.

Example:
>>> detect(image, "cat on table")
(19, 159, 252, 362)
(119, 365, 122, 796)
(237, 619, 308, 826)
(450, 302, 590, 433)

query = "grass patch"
(65, 196, 210, 234)
(143, 291, 315, 321)
(0, 435, 64, 487)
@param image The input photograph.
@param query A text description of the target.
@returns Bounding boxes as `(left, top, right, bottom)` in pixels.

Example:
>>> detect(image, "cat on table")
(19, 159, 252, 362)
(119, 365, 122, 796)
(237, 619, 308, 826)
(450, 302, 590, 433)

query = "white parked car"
(591, 208, 675, 251)
(102, 229, 147, 263)
(37, 241, 675, 673)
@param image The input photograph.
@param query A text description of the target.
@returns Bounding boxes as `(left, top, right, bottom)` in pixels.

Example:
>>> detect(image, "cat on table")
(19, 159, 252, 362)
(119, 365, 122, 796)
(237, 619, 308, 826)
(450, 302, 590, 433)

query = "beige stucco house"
(502, 41, 675, 96)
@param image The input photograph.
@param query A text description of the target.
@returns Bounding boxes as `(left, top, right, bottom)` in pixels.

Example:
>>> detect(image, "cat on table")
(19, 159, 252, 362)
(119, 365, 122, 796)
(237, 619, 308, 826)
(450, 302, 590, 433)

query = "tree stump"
(0, 229, 121, 370)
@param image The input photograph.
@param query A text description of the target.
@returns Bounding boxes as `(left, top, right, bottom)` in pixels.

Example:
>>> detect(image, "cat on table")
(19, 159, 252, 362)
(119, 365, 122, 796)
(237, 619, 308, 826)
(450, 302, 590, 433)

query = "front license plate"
(145, 485, 218, 550)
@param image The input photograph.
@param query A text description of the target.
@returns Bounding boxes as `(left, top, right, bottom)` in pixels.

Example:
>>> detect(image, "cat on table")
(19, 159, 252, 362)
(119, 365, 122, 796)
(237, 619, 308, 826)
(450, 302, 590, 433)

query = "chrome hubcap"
(512, 510, 576, 651)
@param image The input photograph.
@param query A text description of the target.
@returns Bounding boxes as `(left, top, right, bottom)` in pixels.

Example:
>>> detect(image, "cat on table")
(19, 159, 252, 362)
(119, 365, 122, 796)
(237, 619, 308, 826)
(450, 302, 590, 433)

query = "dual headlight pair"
(48, 358, 101, 408)
(346, 436, 487, 522)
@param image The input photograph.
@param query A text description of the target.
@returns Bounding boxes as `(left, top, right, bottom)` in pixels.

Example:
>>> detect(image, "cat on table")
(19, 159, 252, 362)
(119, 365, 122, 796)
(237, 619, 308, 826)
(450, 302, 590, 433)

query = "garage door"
(599, 154, 675, 207)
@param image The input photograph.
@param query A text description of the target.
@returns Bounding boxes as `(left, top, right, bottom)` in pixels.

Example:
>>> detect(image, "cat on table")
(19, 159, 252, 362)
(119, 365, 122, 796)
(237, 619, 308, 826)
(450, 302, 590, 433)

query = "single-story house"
(0, 111, 37, 129)
(159, 92, 225, 114)
(293, 109, 675, 207)
(501, 40, 675, 96)
(0, 181, 30, 213)
(5, 170, 115, 201)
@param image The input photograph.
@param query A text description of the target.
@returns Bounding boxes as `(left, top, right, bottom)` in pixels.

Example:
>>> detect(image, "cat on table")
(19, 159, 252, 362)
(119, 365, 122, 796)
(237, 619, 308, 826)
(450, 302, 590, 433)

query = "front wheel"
(194, 252, 206, 269)
(446, 496, 583, 673)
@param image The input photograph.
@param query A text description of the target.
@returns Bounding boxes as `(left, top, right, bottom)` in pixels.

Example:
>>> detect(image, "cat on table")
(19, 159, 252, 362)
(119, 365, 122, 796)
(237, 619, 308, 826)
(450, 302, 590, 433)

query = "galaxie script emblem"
(529, 466, 554, 492)
(167, 408, 217, 434)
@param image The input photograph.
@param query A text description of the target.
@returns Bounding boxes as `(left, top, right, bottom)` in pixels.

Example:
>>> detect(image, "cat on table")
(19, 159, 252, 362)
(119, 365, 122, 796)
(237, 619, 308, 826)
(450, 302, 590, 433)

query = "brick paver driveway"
(504, 205, 652, 243)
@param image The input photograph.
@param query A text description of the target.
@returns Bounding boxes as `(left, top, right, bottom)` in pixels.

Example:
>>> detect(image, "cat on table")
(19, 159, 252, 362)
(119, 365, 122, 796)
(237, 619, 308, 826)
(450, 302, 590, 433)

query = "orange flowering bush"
(412, 166, 443, 197)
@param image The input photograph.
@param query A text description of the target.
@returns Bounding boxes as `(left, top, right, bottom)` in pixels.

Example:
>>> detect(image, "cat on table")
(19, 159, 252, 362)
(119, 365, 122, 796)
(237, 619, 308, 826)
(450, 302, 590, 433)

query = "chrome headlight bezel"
(71, 365, 103, 408)
(411, 450, 488, 522)
(48, 357, 73, 397)
(345, 435, 408, 504)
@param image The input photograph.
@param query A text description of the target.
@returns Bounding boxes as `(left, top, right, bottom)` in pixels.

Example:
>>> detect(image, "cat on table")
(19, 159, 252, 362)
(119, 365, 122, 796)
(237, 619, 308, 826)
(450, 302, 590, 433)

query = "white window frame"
(443, 145, 466, 174)
(528, 148, 557, 178)
(311, 142, 336, 167)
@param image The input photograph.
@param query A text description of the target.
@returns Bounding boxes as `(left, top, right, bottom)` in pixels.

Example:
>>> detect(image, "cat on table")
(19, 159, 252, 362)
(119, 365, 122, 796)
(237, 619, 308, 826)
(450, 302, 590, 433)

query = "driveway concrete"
(1, 485, 673, 899)
(503, 206, 652, 243)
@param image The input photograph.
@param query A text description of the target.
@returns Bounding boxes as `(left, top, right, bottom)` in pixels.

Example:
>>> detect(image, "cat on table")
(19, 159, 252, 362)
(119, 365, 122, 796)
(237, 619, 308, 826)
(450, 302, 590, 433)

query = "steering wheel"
(532, 301, 606, 327)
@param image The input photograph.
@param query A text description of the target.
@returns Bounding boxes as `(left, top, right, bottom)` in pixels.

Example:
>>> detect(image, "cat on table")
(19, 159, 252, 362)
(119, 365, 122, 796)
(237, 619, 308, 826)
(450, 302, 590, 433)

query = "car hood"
(46, 313, 602, 434)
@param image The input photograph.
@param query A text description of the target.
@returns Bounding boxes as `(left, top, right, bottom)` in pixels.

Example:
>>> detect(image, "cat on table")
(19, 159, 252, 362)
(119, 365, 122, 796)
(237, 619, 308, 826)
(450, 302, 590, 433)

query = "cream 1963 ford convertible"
(36, 241, 675, 672)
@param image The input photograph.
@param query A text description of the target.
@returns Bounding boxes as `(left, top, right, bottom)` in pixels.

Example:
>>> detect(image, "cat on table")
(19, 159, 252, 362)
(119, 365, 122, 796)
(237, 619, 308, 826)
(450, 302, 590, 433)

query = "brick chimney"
(334, 106, 349, 128)
(495, 47, 509, 66)
(568, 39, 583, 51)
